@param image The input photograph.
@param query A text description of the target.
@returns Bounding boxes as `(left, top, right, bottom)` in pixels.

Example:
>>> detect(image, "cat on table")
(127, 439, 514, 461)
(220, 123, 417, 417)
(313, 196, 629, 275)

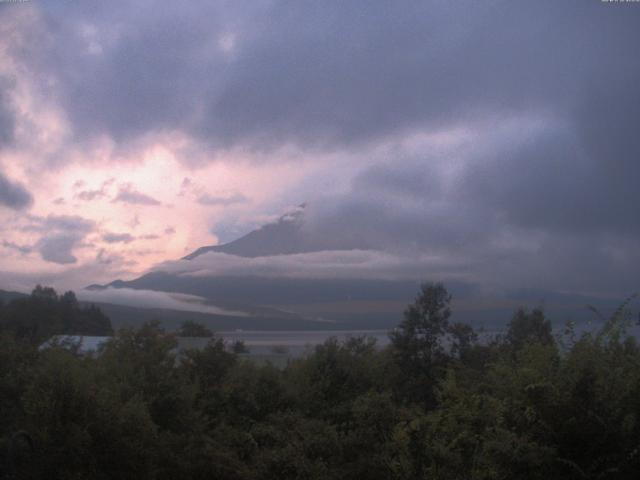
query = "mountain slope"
(0, 289, 28, 303)
(183, 204, 367, 260)
(183, 209, 307, 259)
(88, 206, 624, 330)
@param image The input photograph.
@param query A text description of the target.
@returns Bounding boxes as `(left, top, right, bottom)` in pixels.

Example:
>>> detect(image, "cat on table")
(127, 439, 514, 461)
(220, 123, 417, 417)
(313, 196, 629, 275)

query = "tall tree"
(390, 282, 453, 407)
(505, 307, 553, 350)
(178, 320, 213, 338)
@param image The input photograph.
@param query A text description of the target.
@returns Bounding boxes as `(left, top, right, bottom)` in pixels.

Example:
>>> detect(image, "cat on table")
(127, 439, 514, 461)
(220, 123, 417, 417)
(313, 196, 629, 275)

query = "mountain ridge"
(182, 204, 369, 261)
(183, 205, 312, 260)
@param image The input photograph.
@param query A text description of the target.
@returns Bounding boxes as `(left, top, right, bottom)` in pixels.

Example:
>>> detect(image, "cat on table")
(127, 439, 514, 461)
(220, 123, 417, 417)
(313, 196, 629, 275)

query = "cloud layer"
(78, 287, 248, 317)
(0, 1, 638, 300)
(0, 171, 32, 209)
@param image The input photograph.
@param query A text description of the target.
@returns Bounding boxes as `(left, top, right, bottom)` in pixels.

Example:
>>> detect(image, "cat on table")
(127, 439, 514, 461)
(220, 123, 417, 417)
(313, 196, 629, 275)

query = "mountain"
(182, 204, 365, 260)
(89, 205, 418, 328)
(184, 207, 308, 260)
(88, 206, 624, 331)
(0, 288, 327, 331)
(93, 301, 331, 331)
(0, 289, 28, 303)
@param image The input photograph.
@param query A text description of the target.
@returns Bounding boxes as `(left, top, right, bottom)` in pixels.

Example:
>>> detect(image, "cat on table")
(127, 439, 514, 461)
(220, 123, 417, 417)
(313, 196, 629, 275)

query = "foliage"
(178, 320, 213, 338)
(0, 284, 639, 479)
(0, 286, 113, 343)
(504, 307, 554, 350)
(232, 340, 249, 354)
(389, 282, 471, 408)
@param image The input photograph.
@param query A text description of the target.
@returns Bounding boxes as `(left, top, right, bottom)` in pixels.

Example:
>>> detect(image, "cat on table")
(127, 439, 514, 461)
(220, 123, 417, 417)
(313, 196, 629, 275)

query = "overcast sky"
(0, 0, 638, 297)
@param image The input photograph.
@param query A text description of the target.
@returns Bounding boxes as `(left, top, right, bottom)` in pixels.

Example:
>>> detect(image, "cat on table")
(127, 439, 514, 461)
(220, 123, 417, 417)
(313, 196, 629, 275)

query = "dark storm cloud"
(304, 184, 493, 256)
(301, 110, 640, 295)
(26, 0, 245, 142)
(0, 171, 32, 209)
(352, 161, 441, 200)
(16, 1, 636, 150)
(3, 1, 639, 294)
(459, 125, 640, 236)
(19, 1, 640, 238)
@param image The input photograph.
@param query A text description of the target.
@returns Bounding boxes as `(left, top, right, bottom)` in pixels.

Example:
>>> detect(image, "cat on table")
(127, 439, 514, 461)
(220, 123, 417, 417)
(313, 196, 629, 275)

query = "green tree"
(0, 286, 112, 343)
(232, 340, 249, 354)
(389, 282, 454, 407)
(505, 307, 553, 350)
(178, 320, 213, 337)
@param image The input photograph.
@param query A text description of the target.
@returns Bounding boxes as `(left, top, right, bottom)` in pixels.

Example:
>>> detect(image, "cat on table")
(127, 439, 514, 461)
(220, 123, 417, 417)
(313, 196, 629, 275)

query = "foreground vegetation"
(1, 284, 639, 479)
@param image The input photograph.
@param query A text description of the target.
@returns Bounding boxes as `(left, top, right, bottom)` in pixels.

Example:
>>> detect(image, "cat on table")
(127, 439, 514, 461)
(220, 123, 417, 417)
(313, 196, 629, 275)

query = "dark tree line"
(1, 283, 639, 479)
(0, 286, 112, 343)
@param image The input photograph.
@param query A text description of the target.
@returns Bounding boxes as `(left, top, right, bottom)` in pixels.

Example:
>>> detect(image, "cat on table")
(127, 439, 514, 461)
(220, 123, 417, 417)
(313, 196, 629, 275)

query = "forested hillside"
(1, 284, 639, 479)
(0, 286, 113, 343)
